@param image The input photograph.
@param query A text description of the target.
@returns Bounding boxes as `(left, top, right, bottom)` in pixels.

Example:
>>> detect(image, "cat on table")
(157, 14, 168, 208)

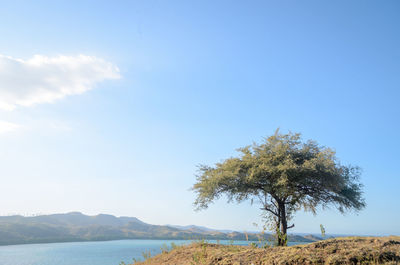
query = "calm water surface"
(0, 240, 305, 265)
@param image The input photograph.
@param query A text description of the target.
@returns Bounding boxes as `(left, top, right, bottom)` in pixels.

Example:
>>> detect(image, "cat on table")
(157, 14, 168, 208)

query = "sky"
(0, 0, 399, 236)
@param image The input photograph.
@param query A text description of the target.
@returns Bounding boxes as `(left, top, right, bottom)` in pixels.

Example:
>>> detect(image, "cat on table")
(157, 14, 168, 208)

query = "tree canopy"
(192, 130, 365, 246)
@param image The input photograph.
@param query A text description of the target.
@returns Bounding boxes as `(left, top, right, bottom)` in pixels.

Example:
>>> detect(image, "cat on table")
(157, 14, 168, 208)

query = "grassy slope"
(134, 236, 400, 265)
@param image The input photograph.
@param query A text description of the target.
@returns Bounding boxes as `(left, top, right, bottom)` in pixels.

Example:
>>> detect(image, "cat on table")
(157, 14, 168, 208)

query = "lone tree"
(192, 130, 365, 246)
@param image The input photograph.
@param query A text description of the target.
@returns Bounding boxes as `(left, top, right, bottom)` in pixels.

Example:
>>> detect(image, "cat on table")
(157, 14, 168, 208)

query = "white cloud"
(0, 54, 120, 110)
(0, 120, 21, 134)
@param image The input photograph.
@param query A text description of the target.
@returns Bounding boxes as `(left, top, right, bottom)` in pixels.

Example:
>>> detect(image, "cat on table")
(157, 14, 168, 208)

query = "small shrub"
(249, 242, 258, 248)
(320, 224, 326, 238)
(160, 243, 169, 254)
(191, 243, 207, 264)
(141, 250, 151, 260)
(170, 242, 178, 250)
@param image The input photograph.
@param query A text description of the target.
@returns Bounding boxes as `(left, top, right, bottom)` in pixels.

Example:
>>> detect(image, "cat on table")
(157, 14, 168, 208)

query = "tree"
(192, 130, 365, 246)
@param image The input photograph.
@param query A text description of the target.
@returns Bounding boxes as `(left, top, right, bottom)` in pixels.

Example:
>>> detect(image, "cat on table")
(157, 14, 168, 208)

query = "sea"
(0, 239, 306, 265)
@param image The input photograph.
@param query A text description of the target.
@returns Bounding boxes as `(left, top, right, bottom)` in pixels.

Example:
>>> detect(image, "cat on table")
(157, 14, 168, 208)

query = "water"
(0, 240, 306, 265)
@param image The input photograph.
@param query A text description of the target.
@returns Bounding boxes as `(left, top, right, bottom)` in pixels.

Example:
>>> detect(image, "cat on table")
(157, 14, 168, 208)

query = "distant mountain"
(0, 212, 318, 246)
(166, 224, 234, 234)
(0, 212, 145, 227)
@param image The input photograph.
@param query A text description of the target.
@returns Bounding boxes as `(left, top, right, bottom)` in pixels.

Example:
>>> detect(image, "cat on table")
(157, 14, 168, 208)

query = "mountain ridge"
(0, 212, 318, 246)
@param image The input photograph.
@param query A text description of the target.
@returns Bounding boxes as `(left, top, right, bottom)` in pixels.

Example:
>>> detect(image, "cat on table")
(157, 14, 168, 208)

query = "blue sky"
(0, 0, 399, 235)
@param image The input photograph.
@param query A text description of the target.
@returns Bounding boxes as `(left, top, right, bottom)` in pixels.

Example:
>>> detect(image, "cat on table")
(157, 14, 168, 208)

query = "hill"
(134, 236, 400, 265)
(0, 212, 315, 246)
(166, 224, 235, 234)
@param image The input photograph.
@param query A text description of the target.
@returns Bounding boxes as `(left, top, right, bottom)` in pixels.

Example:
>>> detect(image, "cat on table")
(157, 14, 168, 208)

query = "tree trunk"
(278, 201, 287, 246)
(276, 202, 282, 246)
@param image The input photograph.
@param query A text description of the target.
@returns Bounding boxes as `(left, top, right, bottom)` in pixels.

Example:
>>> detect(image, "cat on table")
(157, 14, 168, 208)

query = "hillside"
(134, 236, 400, 265)
(0, 212, 315, 246)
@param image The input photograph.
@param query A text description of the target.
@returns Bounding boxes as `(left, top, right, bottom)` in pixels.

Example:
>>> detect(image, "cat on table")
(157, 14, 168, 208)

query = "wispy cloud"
(0, 54, 120, 110)
(0, 120, 21, 134)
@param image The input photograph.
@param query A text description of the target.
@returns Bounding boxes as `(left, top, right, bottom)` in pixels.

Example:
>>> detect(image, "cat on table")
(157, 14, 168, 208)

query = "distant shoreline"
(0, 238, 310, 248)
(0, 212, 317, 246)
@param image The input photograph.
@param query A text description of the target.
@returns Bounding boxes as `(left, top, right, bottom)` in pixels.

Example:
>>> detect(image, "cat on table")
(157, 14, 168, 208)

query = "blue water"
(0, 240, 306, 265)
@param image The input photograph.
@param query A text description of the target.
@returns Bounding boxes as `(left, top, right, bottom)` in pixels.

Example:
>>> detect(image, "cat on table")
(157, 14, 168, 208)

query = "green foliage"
(191, 243, 207, 264)
(249, 242, 258, 248)
(192, 129, 365, 246)
(160, 243, 169, 254)
(320, 224, 326, 238)
(170, 242, 178, 250)
(275, 226, 288, 247)
(141, 250, 152, 260)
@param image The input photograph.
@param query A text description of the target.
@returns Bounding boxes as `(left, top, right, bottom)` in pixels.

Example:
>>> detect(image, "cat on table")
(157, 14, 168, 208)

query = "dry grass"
(133, 236, 400, 265)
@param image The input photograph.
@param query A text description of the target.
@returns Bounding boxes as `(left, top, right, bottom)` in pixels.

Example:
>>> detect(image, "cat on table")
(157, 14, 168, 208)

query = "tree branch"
(261, 206, 279, 217)
(270, 198, 278, 208)
(287, 224, 295, 229)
